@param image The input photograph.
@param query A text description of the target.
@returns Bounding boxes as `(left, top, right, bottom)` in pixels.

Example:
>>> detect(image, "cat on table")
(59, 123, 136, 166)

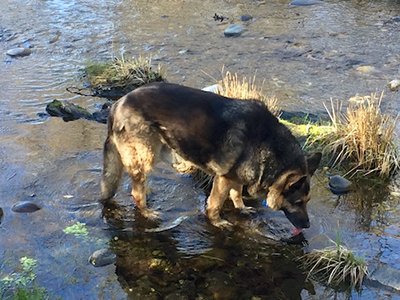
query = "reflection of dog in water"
(101, 82, 321, 229)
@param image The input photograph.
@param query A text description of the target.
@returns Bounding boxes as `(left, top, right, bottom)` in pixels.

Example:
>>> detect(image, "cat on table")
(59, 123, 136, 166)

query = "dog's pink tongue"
(292, 228, 304, 235)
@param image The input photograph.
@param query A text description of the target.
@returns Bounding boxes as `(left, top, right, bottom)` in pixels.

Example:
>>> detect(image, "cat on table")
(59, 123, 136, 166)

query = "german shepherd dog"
(101, 82, 321, 229)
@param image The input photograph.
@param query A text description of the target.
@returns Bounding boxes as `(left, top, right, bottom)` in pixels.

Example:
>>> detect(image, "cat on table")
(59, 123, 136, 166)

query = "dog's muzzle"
(282, 208, 310, 229)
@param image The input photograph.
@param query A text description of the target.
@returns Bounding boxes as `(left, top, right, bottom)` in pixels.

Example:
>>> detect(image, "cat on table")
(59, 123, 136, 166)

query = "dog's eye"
(295, 200, 303, 207)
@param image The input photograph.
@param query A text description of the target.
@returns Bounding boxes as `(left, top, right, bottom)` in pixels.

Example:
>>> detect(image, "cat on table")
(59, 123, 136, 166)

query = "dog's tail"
(100, 136, 123, 200)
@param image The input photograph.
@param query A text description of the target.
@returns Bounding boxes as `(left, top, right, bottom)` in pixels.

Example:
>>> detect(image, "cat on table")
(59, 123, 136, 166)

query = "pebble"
(6, 47, 31, 57)
(12, 201, 41, 213)
(224, 24, 245, 37)
(387, 79, 400, 91)
(89, 249, 117, 267)
(328, 175, 352, 194)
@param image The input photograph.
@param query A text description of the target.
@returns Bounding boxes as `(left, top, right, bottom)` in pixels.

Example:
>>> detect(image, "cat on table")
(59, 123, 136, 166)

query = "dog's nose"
(303, 219, 310, 228)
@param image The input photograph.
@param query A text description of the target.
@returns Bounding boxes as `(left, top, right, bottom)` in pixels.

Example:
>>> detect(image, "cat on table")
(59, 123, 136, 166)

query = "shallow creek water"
(1, 0, 400, 299)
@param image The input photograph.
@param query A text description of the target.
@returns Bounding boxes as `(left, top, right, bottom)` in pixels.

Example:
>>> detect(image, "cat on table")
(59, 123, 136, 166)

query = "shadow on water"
(108, 225, 310, 300)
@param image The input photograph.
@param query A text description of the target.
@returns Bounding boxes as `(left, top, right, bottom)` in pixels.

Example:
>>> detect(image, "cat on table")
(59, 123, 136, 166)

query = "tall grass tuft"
(216, 71, 281, 117)
(85, 56, 164, 88)
(302, 232, 368, 288)
(319, 92, 399, 177)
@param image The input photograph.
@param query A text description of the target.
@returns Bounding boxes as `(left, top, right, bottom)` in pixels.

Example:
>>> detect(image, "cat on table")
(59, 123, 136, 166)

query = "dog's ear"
(287, 175, 307, 193)
(307, 152, 322, 176)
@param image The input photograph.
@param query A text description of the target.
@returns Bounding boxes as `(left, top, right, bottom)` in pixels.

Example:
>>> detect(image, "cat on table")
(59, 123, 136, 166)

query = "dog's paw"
(141, 208, 162, 221)
(239, 206, 257, 215)
(211, 218, 234, 230)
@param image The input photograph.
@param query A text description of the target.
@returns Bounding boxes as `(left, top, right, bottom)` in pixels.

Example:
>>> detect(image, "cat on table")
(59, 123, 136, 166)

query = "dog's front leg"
(229, 184, 256, 214)
(131, 179, 160, 220)
(206, 175, 234, 229)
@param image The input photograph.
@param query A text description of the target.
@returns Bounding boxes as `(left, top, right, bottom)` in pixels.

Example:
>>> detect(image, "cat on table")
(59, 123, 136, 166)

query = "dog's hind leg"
(206, 175, 235, 228)
(101, 136, 124, 200)
(117, 137, 161, 220)
(229, 184, 256, 214)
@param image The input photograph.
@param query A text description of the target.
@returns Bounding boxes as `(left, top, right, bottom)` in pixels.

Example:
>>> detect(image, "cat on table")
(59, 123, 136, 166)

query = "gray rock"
(370, 264, 400, 291)
(224, 24, 245, 37)
(388, 79, 400, 91)
(6, 48, 31, 57)
(46, 99, 94, 122)
(289, 0, 322, 6)
(12, 201, 41, 213)
(239, 14, 253, 22)
(328, 175, 352, 194)
(89, 249, 117, 267)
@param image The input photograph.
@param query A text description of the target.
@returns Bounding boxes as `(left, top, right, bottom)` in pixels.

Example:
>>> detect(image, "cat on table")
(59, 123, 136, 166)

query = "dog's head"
(266, 152, 322, 229)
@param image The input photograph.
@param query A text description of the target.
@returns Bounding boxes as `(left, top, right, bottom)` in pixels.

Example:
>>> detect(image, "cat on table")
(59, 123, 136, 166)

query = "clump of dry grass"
(302, 232, 368, 288)
(319, 92, 399, 178)
(85, 56, 165, 88)
(217, 71, 281, 117)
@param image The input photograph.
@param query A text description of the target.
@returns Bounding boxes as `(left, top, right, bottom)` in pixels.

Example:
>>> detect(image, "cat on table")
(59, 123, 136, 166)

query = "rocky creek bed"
(2, 0, 400, 299)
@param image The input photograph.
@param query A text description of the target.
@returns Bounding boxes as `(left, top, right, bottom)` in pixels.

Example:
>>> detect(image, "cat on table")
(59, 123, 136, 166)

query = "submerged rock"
(0, 207, 3, 224)
(328, 175, 352, 195)
(89, 249, 117, 267)
(12, 201, 41, 213)
(224, 24, 245, 37)
(6, 47, 31, 57)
